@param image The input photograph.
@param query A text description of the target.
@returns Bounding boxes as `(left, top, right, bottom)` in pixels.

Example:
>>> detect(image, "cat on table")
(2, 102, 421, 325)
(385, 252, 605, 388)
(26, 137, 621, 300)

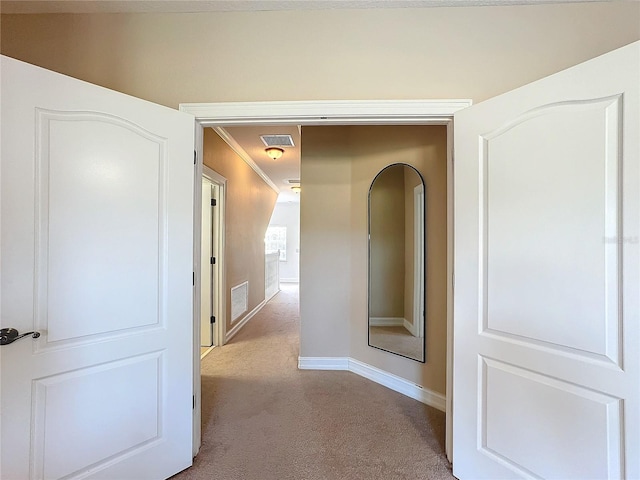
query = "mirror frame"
(367, 163, 426, 363)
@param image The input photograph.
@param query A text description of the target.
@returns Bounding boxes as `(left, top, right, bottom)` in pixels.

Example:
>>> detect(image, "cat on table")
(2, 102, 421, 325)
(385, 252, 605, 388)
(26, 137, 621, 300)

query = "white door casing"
(453, 41, 639, 479)
(181, 100, 470, 462)
(201, 178, 214, 347)
(200, 177, 223, 350)
(1, 56, 195, 479)
(210, 183, 222, 349)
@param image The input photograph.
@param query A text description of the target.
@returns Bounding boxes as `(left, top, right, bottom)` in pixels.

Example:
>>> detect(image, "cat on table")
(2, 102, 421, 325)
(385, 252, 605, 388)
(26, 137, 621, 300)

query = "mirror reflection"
(368, 163, 425, 362)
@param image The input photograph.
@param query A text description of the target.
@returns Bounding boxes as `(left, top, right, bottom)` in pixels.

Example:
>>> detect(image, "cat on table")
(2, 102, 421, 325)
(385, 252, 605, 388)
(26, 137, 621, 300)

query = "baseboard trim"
(298, 356, 446, 412)
(349, 359, 446, 411)
(298, 357, 349, 370)
(265, 287, 280, 303)
(369, 317, 405, 327)
(403, 318, 419, 337)
(200, 345, 216, 360)
(226, 300, 266, 343)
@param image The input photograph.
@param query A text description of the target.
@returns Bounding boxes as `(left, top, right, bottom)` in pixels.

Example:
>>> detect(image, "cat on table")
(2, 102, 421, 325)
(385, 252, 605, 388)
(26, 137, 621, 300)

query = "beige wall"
(299, 127, 351, 357)
(203, 129, 277, 332)
(303, 125, 447, 394)
(1, 3, 638, 109)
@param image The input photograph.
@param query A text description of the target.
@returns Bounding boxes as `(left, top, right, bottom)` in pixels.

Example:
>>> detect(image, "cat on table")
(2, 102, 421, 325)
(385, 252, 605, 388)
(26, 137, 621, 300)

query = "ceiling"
(0, 0, 605, 14)
(1, 0, 607, 201)
(217, 125, 302, 203)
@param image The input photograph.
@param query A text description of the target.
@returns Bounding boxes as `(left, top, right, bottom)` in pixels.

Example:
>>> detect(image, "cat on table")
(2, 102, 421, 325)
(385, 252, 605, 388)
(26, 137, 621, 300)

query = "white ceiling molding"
(211, 126, 280, 195)
(0, 0, 608, 14)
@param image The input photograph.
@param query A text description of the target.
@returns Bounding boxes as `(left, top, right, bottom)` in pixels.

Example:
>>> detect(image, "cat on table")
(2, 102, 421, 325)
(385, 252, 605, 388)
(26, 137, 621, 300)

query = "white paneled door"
(453, 42, 639, 478)
(1, 56, 195, 479)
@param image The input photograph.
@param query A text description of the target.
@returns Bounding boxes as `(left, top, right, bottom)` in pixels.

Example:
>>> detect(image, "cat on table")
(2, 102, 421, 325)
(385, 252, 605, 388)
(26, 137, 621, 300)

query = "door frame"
(202, 165, 227, 353)
(413, 183, 425, 339)
(180, 99, 472, 460)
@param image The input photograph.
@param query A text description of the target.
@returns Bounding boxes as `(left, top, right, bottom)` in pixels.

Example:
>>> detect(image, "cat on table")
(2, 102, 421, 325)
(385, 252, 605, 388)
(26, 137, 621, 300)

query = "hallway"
(174, 284, 453, 480)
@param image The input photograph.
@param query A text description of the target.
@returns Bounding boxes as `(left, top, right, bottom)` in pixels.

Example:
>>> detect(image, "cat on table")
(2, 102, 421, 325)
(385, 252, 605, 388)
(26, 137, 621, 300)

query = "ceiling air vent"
(286, 179, 301, 184)
(260, 134, 295, 148)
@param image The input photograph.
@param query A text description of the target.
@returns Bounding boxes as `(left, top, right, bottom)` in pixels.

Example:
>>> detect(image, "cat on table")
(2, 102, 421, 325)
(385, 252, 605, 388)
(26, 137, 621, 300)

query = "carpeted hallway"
(172, 283, 454, 480)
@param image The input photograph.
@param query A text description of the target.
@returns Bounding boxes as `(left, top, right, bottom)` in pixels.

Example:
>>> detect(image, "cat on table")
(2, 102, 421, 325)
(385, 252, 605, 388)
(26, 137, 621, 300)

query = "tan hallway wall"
(302, 125, 447, 394)
(203, 129, 278, 332)
(299, 127, 352, 358)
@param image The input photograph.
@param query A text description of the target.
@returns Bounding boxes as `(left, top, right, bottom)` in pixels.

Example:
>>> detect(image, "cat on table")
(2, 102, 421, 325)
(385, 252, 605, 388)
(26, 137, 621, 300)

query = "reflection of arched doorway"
(413, 183, 425, 340)
(367, 162, 427, 363)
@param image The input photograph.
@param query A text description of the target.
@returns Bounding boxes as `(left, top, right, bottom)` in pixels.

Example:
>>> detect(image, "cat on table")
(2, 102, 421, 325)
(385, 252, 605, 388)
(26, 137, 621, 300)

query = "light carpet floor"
(369, 325, 423, 361)
(172, 284, 454, 480)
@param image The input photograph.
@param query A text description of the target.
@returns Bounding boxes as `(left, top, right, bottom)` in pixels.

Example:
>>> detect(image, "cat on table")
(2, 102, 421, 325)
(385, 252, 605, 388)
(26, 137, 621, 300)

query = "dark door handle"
(0, 328, 41, 346)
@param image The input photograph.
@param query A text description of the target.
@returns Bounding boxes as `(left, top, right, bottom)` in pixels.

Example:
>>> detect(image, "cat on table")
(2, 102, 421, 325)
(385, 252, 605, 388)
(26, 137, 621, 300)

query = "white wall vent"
(231, 281, 248, 322)
(260, 134, 295, 148)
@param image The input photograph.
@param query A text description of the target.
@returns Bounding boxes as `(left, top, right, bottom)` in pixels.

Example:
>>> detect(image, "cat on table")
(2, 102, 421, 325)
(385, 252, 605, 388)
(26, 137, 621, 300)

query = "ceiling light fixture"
(291, 186, 301, 193)
(265, 147, 284, 160)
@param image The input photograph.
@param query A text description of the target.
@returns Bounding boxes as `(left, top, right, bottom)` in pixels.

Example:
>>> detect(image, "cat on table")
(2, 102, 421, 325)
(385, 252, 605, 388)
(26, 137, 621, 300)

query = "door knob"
(0, 328, 41, 346)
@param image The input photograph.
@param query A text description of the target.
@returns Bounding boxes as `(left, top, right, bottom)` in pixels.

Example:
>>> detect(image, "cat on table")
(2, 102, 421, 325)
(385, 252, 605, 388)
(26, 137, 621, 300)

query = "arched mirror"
(368, 163, 425, 362)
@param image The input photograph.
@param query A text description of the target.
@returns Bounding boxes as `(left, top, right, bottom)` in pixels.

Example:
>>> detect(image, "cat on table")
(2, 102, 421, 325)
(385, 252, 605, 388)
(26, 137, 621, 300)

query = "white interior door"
(201, 178, 214, 347)
(1, 56, 195, 479)
(453, 41, 639, 479)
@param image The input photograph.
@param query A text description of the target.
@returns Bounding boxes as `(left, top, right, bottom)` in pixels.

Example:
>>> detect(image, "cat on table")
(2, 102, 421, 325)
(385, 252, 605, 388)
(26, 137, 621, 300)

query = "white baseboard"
(403, 318, 419, 337)
(265, 287, 280, 303)
(200, 345, 216, 360)
(349, 359, 446, 411)
(298, 356, 446, 412)
(369, 317, 405, 327)
(226, 299, 266, 343)
(298, 357, 349, 370)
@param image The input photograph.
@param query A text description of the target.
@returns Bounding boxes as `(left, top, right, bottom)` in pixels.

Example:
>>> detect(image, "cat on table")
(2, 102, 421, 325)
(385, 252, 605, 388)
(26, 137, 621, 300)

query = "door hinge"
(211, 198, 217, 207)
(210, 257, 216, 265)
(194, 150, 197, 165)
(193, 272, 195, 286)
(210, 316, 215, 324)
(193, 395, 195, 409)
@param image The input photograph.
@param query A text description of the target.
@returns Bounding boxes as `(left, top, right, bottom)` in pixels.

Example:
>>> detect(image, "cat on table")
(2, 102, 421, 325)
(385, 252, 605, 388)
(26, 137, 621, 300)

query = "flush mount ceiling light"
(265, 147, 284, 160)
(291, 186, 301, 193)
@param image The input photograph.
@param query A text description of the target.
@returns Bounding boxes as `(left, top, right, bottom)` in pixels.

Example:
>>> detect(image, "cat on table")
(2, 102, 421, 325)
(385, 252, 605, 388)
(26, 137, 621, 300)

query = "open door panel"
(453, 41, 639, 479)
(1, 56, 195, 479)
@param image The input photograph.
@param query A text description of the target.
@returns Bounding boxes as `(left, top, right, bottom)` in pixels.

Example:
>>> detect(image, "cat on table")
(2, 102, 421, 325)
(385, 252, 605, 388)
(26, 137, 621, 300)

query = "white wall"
(268, 202, 300, 283)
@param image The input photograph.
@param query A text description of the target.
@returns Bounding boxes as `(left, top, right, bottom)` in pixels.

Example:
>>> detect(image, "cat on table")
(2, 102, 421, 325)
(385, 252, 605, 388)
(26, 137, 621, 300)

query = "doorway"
(183, 100, 471, 460)
(200, 167, 226, 358)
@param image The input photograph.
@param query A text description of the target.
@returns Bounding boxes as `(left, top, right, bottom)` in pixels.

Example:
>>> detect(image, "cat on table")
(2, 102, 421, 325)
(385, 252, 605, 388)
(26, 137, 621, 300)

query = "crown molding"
(211, 126, 280, 195)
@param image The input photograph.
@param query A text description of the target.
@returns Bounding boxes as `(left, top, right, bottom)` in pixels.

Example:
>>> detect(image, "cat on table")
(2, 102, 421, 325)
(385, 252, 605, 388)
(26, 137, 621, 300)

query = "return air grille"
(260, 134, 295, 148)
(231, 281, 248, 322)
